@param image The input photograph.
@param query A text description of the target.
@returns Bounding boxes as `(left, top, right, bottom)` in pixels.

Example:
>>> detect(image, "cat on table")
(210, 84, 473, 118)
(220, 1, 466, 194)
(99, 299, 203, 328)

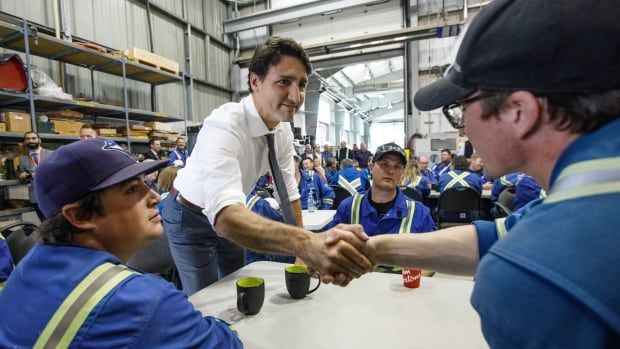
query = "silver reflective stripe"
(350, 193, 364, 224)
(550, 167, 620, 195)
(545, 157, 620, 204)
(35, 263, 135, 349)
(338, 175, 358, 195)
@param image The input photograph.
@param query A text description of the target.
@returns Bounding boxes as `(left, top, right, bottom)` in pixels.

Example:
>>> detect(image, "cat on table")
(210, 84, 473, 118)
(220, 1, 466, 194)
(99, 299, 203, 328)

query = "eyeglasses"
(442, 94, 486, 129)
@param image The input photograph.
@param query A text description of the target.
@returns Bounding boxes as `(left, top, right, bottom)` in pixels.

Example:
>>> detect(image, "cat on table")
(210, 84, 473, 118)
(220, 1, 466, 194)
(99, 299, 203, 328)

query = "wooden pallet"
(124, 47, 180, 75)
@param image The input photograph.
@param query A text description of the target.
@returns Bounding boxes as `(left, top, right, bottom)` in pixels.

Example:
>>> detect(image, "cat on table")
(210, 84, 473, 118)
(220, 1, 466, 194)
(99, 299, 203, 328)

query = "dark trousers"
(162, 195, 245, 295)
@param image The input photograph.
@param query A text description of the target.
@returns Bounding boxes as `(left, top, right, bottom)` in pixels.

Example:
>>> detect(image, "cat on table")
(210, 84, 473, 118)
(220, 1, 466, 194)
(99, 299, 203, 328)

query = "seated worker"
(438, 155, 484, 193)
(400, 159, 430, 199)
(359, 155, 374, 191)
(490, 172, 523, 202)
(417, 155, 437, 187)
(330, 158, 365, 195)
(514, 174, 546, 210)
(156, 166, 181, 213)
(0, 139, 242, 348)
(0, 234, 13, 292)
(431, 148, 452, 179)
(245, 194, 295, 264)
(327, 142, 434, 244)
(296, 156, 335, 210)
(468, 153, 492, 187)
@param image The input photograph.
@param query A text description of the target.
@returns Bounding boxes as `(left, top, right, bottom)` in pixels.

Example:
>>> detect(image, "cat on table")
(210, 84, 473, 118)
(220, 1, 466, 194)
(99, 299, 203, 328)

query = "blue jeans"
(162, 195, 245, 295)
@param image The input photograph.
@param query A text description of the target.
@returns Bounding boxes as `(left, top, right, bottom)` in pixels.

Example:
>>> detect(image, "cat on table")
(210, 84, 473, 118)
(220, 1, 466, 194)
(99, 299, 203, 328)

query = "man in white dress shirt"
(163, 37, 372, 295)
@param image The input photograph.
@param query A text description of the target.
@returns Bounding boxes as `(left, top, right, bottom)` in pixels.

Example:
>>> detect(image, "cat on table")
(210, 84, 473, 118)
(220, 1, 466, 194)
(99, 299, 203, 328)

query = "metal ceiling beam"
(224, 0, 385, 34)
(339, 71, 355, 86)
(234, 21, 461, 65)
(312, 48, 402, 71)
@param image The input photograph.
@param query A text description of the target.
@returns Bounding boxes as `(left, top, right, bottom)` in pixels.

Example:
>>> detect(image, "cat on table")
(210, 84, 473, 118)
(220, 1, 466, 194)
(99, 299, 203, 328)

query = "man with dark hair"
(143, 137, 161, 161)
(0, 139, 242, 348)
(431, 148, 452, 179)
(352, 1, 620, 347)
(164, 36, 371, 295)
(18, 131, 54, 220)
(327, 143, 434, 265)
(79, 123, 98, 139)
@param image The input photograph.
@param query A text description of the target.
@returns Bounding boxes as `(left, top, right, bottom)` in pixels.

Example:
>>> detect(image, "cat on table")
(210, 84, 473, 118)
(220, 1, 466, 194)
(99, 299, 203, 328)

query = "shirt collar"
(243, 95, 286, 138)
(360, 189, 409, 219)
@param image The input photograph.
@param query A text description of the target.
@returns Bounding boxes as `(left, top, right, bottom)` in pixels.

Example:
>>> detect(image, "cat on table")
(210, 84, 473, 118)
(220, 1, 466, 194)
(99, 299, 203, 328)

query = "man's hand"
(299, 224, 374, 287)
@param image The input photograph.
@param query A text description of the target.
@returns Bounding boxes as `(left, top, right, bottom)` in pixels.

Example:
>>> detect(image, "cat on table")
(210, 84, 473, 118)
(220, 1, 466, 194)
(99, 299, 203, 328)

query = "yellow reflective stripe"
(34, 263, 135, 349)
(338, 176, 358, 195)
(0, 234, 5, 240)
(495, 217, 509, 239)
(350, 193, 364, 224)
(350, 178, 362, 189)
(323, 198, 333, 206)
(544, 181, 620, 204)
(446, 172, 470, 189)
(539, 189, 547, 199)
(499, 175, 512, 186)
(0, 281, 5, 292)
(398, 200, 416, 234)
(555, 157, 620, 182)
(246, 195, 260, 210)
(413, 176, 422, 187)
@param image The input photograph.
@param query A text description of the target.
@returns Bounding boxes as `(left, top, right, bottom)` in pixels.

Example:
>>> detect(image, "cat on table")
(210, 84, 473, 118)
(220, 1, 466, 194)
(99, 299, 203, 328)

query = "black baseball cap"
(374, 143, 406, 165)
(35, 139, 167, 219)
(414, 0, 620, 111)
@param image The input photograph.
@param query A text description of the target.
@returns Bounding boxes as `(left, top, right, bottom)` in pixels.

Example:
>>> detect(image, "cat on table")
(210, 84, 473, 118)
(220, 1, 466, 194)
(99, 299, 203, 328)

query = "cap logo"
(101, 140, 133, 159)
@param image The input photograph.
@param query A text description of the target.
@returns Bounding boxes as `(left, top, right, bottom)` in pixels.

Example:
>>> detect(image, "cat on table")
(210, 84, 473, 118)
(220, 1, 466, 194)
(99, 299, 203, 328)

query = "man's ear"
(507, 91, 543, 140)
(61, 203, 97, 231)
(249, 72, 261, 93)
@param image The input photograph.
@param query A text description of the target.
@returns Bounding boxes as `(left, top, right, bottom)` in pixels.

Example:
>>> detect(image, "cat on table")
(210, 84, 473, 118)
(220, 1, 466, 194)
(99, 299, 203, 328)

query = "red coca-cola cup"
(402, 268, 421, 288)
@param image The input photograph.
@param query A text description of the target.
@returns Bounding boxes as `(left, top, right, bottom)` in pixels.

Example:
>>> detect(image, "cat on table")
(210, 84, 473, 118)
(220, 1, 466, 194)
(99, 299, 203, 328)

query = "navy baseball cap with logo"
(374, 143, 406, 165)
(35, 139, 167, 219)
(414, 0, 620, 111)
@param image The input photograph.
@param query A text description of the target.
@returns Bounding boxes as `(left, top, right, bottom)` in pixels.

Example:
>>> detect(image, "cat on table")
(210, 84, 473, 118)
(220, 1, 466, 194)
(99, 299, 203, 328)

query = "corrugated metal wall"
(1, 0, 232, 123)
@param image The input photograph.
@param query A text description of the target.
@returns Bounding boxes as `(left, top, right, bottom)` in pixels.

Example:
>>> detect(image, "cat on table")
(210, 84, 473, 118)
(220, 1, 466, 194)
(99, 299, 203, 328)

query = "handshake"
(300, 224, 378, 287)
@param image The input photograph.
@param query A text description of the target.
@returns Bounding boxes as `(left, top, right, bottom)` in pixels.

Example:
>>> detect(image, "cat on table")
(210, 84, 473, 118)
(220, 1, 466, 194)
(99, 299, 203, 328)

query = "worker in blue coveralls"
(0, 235, 13, 292)
(327, 142, 434, 237)
(514, 174, 546, 210)
(490, 172, 522, 202)
(330, 158, 365, 195)
(0, 139, 242, 348)
(245, 193, 295, 264)
(438, 155, 484, 193)
(327, 1, 620, 347)
(297, 156, 334, 210)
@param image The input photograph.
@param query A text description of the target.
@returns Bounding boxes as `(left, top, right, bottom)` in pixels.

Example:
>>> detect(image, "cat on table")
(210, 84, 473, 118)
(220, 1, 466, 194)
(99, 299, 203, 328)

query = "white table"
(429, 188, 491, 199)
(189, 261, 487, 349)
(302, 209, 336, 231)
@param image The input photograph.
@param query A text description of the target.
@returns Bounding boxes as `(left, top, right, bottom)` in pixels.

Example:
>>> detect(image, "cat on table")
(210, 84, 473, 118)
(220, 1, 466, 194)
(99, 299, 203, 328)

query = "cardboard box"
(51, 119, 84, 135)
(143, 121, 172, 132)
(1, 112, 32, 132)
(0, 122, 5, 132)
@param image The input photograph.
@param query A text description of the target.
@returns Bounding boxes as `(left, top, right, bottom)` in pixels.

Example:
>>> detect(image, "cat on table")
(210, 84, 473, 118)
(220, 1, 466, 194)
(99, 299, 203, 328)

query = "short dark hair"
(80, 123, 98, 134)
(23, 131, 39, 139)
(452, 155, 469, 171)
(440, 149, 452, 156)
(247, 37, 312, 92)
(38, 191, 105, 244)
(149, 137, 161, 146)
(480, 89, 620, 134)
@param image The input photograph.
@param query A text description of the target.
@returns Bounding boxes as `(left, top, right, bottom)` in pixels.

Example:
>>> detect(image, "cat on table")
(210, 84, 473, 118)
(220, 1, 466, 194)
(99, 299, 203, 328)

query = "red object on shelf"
(0, 54, 28, 92)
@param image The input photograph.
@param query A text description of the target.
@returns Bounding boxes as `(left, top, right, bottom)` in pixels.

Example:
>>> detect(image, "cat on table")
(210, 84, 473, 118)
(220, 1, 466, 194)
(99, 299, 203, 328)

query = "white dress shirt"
(174, 95, 299, 223)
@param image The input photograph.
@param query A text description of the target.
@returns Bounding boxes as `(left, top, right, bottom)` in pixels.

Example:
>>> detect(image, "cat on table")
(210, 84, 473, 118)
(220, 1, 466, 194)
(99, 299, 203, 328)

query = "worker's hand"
(300, 224, 373, 287)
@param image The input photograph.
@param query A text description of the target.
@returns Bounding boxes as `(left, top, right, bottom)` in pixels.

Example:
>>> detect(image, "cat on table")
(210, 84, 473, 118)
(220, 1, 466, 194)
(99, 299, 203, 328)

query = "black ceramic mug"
(285, 265, 321, 299)
(236, 277, 265, 315)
